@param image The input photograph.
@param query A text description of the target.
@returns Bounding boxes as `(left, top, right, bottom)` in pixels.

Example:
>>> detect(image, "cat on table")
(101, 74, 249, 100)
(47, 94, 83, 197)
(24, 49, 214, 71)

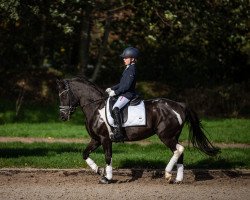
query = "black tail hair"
(185, 107, 220, 156)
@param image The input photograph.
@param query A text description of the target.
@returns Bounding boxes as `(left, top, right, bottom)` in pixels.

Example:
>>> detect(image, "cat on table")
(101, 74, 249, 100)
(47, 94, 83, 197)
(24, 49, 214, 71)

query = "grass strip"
(0, 118, 249, 143)
(0, 142, 249, 169)
(0, 123, 88, 138)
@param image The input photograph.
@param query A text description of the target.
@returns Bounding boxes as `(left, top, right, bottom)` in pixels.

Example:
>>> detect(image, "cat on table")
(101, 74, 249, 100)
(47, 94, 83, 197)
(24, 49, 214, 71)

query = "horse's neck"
(79, 99, 104, 126)
(72, 81, 103, 116)
(79, 96, 104, 109)
(72, 81, 104, 114)
(71, 80, 102, 101)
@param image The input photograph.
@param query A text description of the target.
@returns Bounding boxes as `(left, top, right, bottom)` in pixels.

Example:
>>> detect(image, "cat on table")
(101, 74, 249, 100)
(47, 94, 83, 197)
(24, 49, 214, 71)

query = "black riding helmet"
(120, 47, 139, 59)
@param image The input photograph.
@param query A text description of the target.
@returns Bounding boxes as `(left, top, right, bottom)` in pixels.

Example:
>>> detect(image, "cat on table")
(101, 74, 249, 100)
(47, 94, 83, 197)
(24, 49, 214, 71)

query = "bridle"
(59, 80, 107, 119)
(59, 80, 78, 118)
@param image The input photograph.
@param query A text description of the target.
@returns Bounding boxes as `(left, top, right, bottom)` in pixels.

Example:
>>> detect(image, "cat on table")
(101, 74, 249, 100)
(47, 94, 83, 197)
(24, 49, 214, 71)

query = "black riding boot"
(111, 107, 125, 142)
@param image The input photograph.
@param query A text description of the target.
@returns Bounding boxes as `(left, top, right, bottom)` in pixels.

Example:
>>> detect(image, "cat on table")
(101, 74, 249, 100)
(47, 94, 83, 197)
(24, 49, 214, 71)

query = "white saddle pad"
(105, 97, 146, 127)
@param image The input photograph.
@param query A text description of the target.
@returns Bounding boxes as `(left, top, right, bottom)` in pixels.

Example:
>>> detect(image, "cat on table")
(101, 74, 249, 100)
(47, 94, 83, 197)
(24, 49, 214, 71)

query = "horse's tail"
(185, 106, 220, 156)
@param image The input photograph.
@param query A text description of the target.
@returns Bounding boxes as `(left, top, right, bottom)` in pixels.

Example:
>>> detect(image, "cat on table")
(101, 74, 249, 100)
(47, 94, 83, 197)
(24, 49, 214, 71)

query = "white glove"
(105, 88, 111, 93)
(109, 90, 116, 97)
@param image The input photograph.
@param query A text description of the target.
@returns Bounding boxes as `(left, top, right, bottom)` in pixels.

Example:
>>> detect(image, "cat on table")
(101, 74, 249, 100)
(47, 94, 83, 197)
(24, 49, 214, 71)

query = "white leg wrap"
(86, 157, 98, 173)
(105, 164, 113, 180)
(165, 150, 179, 172)
(165, 144, 184, 173)
(176, 144, 184, 154)
(176, 164, 184, 182)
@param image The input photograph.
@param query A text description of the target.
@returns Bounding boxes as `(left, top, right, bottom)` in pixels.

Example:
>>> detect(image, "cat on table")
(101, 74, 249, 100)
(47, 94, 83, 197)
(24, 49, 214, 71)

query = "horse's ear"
(56, 79, 64, 90)
(56, 78, 61, 85)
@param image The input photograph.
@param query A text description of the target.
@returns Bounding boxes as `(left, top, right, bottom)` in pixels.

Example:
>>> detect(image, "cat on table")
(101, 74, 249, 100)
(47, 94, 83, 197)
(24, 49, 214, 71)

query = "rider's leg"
(111, 96, 130, 141)
(112, 96, 130, 110)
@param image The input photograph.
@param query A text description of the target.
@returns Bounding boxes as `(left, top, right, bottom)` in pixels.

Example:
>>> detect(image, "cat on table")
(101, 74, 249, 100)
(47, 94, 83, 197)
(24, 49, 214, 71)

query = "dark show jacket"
(111, 64, 137, 100)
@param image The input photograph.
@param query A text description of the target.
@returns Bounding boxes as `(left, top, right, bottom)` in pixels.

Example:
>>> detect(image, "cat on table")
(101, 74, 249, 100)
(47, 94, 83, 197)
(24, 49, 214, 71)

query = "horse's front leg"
(83, 138, 102, 175)
(99, 137, 113, 184)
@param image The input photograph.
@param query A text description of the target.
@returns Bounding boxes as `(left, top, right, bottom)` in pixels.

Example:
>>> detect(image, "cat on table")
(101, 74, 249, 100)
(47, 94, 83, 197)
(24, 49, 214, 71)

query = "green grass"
(0, 118, 249, 143)
(0, 99, 249, 143)
(0, 123, 88, 138)
(0, 142, 249, 169)
(1, 101, 249, 170)
(147, 118, 250, 144)
(201, 118, 250, 143)
(0, 100, 84, 124)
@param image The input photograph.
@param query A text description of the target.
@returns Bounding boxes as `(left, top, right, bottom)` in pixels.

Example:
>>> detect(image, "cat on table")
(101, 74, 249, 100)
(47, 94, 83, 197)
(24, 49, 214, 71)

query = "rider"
(106, 47, 139, 142)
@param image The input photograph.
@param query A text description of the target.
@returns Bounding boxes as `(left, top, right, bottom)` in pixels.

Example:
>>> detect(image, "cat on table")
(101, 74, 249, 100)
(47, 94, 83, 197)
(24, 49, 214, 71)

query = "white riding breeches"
(112, 96, 130, 110)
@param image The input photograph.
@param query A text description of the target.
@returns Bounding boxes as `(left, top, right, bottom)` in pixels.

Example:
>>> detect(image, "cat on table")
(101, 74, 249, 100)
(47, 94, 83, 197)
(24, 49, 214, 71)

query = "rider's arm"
(111, 84, 120, 90)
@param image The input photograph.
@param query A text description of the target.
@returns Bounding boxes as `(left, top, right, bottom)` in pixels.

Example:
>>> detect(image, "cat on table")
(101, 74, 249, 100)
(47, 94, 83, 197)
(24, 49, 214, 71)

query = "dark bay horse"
(57, 77, 219, 184)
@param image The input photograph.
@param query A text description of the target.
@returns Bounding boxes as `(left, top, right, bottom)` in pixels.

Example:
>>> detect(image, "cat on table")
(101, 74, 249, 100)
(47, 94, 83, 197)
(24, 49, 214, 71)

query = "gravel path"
(0, 169, 249, 200)
(0, 137, 249, 199)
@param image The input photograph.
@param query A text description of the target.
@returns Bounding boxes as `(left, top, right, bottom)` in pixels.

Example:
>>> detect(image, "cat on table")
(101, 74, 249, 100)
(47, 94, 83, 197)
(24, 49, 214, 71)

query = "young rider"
(106, 47, 139, 142)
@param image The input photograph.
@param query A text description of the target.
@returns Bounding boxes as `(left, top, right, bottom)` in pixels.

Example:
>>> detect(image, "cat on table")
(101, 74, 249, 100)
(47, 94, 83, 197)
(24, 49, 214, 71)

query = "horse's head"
(56, 79, 78, 121)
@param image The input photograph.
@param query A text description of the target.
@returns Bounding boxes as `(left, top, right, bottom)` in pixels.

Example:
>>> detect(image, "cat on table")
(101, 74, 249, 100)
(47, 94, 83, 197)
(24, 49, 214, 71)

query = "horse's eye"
(62, 94, 67, 100)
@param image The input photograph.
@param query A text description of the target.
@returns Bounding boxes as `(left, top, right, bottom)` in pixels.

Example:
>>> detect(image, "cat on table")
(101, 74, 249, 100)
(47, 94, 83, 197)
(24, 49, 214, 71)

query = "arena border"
(0, 168, 249, 181)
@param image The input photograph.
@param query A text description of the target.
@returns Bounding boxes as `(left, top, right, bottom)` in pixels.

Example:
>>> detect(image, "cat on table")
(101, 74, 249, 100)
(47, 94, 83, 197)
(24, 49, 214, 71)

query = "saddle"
(108, 95, 142, 123)
(105, 96, 146, 127)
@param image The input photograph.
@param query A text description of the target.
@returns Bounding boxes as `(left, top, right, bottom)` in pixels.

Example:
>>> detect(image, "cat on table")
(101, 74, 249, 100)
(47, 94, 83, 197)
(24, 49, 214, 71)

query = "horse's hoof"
(170, 180, 182, 185)
(99, 176, 111, 184)
(165, 172, 172, 182)
(97, 167, 105, 176)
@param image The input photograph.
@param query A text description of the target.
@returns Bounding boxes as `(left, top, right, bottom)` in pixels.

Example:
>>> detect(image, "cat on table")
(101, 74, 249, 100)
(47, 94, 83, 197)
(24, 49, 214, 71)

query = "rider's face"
(123, 57, 133, 65)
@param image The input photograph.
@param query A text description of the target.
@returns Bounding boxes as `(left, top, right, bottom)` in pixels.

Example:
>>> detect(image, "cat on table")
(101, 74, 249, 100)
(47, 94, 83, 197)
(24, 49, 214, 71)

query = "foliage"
(0, 0, 249, 117)
(131, 0, 249, 86)
(0, 0, 248, 84)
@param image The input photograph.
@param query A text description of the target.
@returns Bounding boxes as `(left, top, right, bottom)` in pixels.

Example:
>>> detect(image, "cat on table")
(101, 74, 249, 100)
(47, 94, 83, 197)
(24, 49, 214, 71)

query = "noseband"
(59, 80, 78, 118)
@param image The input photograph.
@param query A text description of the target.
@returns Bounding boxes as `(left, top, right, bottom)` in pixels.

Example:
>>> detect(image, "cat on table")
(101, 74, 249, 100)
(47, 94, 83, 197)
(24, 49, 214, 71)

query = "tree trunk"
(78, 7, 92, 74)
(16, 86, 24, 117)
(91, 12, 112, 82)
(39, 14, 46, 68)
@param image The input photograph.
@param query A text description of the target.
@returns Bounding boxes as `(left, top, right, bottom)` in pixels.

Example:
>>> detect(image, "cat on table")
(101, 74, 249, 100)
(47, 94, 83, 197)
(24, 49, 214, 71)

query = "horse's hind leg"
(165, 143, 184, 182)
(176, 154, 184, 183)
(157, 130, 184, 183)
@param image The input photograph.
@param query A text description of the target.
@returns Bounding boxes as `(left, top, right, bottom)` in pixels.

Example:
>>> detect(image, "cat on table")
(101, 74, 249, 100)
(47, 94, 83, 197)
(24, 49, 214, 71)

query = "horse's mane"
(71, 75, 104, 96)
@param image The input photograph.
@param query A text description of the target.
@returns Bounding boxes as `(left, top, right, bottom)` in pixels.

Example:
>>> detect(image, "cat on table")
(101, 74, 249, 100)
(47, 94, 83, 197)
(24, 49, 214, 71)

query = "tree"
(0, 0, 248, 86)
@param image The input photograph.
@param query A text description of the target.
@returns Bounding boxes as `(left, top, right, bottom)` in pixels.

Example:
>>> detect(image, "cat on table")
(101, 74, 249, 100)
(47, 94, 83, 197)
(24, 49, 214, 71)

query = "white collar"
(125, 63, 135, 69)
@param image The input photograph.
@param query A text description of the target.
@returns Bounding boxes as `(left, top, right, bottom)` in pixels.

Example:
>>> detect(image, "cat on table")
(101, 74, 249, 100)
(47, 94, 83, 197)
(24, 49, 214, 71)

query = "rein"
(81, 97, 106, 109)
(59, 89, 69, 96)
